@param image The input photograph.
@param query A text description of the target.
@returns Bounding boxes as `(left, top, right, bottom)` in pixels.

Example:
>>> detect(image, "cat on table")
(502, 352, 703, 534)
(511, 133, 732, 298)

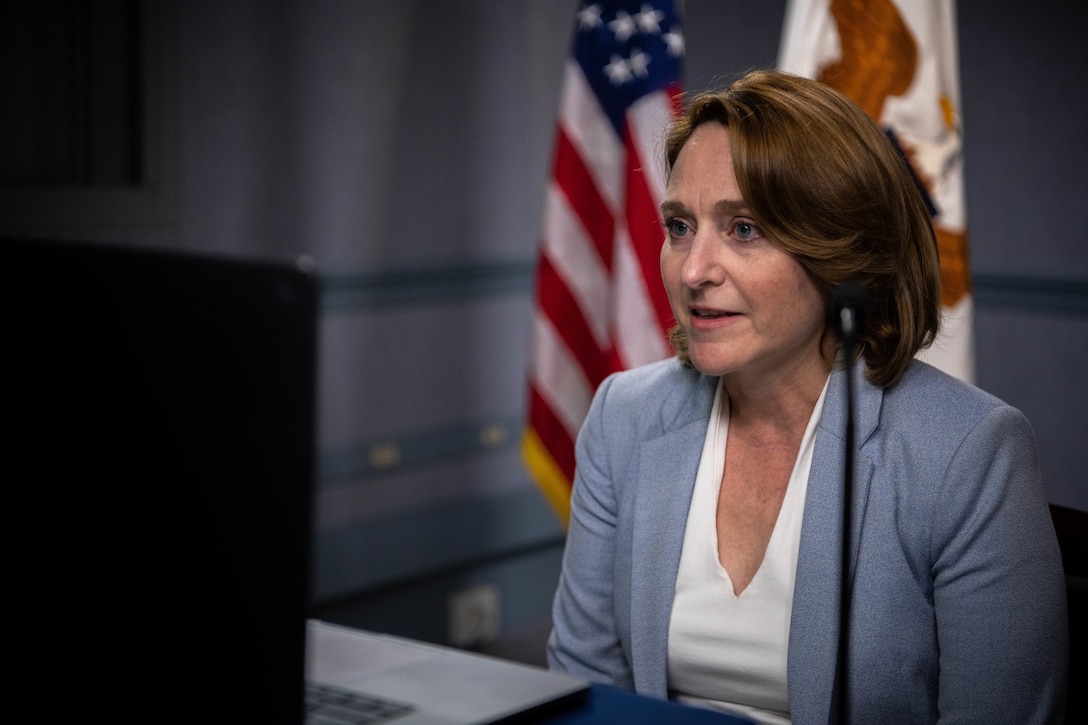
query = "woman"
(546, 70, 1067, 723)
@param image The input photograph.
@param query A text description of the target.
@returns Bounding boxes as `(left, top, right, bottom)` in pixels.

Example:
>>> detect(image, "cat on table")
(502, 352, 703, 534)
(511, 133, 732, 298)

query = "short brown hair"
(664, 69, 940, 389)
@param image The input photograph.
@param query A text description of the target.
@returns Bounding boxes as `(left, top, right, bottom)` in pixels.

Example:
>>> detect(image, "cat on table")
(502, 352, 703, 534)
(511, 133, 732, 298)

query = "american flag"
(523, 1, 684, 523)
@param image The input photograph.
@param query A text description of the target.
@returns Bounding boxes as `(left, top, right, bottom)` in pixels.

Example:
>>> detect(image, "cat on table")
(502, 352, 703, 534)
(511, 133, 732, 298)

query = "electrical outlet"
(448, 583, 502, 648)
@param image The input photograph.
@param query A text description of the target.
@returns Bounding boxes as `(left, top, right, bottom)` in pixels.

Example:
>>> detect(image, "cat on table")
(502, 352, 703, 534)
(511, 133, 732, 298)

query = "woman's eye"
(665, 219, 691, 238)
(732, 221, 761, 241)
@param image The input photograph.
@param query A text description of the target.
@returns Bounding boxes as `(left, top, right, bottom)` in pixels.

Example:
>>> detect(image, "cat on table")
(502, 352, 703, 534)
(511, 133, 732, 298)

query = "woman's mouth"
(691, 307, 736, 319)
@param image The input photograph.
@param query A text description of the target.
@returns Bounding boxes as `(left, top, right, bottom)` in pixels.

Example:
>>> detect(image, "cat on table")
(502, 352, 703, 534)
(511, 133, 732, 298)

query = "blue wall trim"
(320, 260, 535, 311)
(318, 417, 521, 485)
(318, 262, 1088, 316)
(973, 273, 1088, 315)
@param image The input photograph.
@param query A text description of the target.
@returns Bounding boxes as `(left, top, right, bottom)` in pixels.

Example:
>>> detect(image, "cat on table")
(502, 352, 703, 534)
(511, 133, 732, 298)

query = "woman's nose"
(681, 235, 725, 288)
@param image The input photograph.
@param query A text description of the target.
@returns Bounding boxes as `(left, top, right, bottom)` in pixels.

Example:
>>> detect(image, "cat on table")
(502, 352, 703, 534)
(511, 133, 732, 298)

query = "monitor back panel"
(6, 238, 318, 724)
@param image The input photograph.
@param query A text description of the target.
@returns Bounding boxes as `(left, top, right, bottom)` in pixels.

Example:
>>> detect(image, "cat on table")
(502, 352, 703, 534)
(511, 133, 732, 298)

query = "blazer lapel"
(788, 365, 878, 723)
(629, 385, 716, 696)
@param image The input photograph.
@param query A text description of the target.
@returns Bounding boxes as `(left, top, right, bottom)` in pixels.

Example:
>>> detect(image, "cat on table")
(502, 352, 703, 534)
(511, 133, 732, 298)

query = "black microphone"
(827, 283, 868, 724)
(827, 283, 869, 343)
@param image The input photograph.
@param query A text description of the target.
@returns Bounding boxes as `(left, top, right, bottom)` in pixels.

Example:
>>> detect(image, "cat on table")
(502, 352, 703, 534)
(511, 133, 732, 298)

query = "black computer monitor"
(6, 238, 317, 723)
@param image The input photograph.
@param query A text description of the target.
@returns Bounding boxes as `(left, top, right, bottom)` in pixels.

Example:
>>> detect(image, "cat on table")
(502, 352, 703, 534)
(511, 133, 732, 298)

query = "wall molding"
(319, 262, 1088, 316)
(320, 260, 535, 311)
(973, 273, 1088, 316)
(318, 417, 521, 486)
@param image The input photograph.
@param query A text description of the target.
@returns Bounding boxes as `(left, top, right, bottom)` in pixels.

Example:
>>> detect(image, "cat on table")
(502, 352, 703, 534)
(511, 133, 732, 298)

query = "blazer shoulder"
(883, 361, 1014, 433)
(866, 361, 1037, 487)
(594, 358, 716, 437)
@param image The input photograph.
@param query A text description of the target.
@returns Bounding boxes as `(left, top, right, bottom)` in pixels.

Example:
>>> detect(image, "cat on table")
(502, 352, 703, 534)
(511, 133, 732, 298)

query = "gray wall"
(7, 0, 1085, 648)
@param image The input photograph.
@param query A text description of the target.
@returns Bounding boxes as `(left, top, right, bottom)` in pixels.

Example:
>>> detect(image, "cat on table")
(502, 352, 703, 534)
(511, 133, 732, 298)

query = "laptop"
(5, 237, 585, 724)
(306, 620, 587, 724)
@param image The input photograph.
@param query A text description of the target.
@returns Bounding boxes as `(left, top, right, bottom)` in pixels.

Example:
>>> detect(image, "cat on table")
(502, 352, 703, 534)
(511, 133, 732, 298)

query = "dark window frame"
(0, 1, 176, 231)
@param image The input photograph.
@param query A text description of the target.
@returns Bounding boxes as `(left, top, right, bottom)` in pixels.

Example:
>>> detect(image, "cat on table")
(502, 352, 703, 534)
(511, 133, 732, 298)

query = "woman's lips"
(688, 307, 740, 329)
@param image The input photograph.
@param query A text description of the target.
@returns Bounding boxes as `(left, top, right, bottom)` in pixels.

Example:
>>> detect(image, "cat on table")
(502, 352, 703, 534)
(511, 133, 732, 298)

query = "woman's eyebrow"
(659, 199, 687, 218)
(659, 198, 750, 217)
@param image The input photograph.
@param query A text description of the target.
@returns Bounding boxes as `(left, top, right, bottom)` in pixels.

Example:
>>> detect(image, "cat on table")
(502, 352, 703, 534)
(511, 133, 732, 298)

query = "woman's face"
(660, 122, 828, 387)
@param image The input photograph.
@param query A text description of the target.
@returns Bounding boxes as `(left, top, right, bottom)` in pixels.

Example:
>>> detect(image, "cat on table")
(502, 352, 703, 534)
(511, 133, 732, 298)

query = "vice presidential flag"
(523, 1, 683, 523)
(779, 0, 975, 382)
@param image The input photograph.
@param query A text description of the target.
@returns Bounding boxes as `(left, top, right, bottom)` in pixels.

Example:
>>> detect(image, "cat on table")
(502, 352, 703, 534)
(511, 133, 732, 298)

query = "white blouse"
(667, 376, 829, 725)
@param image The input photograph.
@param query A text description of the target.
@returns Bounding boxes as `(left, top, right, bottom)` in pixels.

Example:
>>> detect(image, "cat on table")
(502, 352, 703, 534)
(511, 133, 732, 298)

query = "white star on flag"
(604, 53, 634, 84)
(635, 3, 665, 33)
(609, 10, 637, 41)
(628, 49, 652, 78)
(577, 3, 603, 30)
(663, 30, 684, 57)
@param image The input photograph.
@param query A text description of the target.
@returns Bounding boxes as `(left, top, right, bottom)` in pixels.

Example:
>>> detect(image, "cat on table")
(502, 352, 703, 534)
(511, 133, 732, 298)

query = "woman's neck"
(722, 358, 832, 437)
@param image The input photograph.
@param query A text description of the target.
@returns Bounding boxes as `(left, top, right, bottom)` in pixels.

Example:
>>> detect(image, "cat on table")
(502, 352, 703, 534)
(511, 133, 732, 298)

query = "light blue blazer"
(547, 358, 1068, 723)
